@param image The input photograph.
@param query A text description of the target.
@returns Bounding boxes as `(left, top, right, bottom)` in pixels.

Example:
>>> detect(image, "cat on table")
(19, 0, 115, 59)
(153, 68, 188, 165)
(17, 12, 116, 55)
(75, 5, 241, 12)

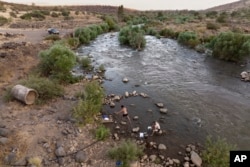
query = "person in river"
(151, 121, 161, 136)
(115, 105, 132, 126)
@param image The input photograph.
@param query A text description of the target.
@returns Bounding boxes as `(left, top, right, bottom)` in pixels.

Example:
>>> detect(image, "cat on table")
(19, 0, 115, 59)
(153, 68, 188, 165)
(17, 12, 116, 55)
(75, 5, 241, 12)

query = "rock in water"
(122, 77, 129, 83)
(191, 151, 202, 167)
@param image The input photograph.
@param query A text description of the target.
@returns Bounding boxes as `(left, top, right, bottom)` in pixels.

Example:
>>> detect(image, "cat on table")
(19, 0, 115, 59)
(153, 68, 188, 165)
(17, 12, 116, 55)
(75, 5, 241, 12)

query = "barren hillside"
(206, 0, 250, 11)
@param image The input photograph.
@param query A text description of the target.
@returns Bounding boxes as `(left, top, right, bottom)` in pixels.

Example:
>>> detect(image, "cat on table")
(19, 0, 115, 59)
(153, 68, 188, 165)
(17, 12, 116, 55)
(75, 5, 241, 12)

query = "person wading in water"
(115, 105, 132, 126)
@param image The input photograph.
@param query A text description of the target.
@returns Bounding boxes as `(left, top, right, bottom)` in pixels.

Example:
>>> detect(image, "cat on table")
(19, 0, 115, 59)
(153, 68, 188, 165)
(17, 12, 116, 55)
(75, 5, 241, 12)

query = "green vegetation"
(202, 136, 236, 167)
(209, 32, 250, 62)
(160, 28, 178, 39)
(0, 16, 8, 26)
(38, 44, 76, 83)
(2, 76, 63, 104)
(108, 140, 144, 167)
(0, 4, 6, 12)
(9, 11, 17, 18)
(119, 26, 146, 50)
(20, 10, 46, 20)
(74, 23, 110, 45)
(28, 157, 42, 167)
(61, 9, 70, 17)
(66, 37, 80, 49)
(73, 81, 104, 124)
(19, 75, 64, 104)
(80, 57, 92, 70)
(206, 22, 219, 30)
(98, 64, 105, 72)
(103, 16, 119, 31)
(177, 31, 200, 48)
(95, 125, 110, 141)
(51, 12, 59, 17)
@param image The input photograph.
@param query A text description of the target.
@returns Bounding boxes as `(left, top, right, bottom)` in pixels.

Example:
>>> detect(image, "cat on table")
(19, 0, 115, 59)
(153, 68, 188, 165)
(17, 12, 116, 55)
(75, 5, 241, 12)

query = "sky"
(2, 0, 240, 10)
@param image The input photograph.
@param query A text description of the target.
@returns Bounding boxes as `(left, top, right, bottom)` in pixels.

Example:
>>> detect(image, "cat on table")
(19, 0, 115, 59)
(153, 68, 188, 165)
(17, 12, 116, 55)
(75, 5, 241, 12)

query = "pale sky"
(3, 0, 240, 10)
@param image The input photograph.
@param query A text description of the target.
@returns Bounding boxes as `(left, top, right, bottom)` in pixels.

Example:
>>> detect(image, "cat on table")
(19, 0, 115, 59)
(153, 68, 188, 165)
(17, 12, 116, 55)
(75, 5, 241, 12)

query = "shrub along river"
(76, 33, 250, 155)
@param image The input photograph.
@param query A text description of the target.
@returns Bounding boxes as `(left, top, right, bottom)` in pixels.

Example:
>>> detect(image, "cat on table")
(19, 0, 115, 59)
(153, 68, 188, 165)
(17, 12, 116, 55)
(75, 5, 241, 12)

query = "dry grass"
(0, 132, 28, 166)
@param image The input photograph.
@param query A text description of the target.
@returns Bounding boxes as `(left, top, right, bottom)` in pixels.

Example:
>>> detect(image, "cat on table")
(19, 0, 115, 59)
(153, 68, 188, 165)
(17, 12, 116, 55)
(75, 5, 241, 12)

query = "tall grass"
(202, 136, 236, 167)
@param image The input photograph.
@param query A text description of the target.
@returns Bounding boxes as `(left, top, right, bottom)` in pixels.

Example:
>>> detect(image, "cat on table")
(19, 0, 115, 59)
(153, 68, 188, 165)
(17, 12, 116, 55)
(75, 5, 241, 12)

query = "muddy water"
(77, 33, 250, 155)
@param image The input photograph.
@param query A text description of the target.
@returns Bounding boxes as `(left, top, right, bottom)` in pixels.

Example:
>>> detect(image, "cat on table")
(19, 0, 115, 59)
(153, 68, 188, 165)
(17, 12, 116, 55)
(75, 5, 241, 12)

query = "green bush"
(19, 76, 64, 104)
(146, 28, 159, 36)
(98, 64, 105, 72)
(9, 12, 17, 18)
(73, 81, 104, 124)
(67, 37, 80, 48)
(119, 26, 146, 50)
(51, 12, 59, 17)
(74, 27, 91, 44)
(38, 44, 76, 83)
(206, 11, 218, 18)
(177, 31, 200, 48)
(108, 140, 144, 167)
(95, 125, 110, 141)
(216, 12, 228, 23)
(100, 23, 110, 33)
(160, 28, 178, 39)
(20, 11, 45, 20)
(61, 9, 70, 17)
(202, 136, 236, 167)
(209, 32, 250, 62)
(104, 16, 119, 31)
(206, 22, 219, 30)
(80, 57, 92, 70)
(0, 16, 8, 26)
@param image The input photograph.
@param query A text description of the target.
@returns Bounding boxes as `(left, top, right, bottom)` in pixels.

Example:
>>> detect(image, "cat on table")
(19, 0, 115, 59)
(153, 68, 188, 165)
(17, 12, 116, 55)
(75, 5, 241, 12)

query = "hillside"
(206, 0, 250, 11)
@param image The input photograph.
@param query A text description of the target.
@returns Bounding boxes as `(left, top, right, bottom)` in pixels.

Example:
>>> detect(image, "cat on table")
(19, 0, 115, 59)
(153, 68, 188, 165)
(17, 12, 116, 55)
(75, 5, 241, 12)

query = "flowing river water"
(76, 33, 250, 156)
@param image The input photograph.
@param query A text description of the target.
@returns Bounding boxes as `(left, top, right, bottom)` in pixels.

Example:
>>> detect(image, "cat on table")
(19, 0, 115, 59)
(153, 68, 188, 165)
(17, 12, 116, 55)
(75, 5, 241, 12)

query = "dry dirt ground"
(0, 16, 126, 167)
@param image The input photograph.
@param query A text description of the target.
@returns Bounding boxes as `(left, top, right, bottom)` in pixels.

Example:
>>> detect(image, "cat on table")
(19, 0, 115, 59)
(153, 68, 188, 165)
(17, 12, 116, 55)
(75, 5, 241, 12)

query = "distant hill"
(205, 0, 250, 11)
(0, 1, 136, 15)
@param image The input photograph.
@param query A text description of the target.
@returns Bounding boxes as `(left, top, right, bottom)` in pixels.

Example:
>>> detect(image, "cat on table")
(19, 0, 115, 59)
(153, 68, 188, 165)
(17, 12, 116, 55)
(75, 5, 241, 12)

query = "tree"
(117, 5, 124, 22)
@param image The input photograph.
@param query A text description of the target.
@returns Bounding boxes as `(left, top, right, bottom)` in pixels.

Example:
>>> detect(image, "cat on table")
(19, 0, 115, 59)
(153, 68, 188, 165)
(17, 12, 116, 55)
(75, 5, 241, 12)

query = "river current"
(76, 33, 250, 153)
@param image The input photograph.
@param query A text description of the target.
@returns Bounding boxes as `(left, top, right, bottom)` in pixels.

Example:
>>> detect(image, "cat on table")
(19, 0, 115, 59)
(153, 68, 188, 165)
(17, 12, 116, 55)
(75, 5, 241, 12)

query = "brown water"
(76, 33, 250, 156)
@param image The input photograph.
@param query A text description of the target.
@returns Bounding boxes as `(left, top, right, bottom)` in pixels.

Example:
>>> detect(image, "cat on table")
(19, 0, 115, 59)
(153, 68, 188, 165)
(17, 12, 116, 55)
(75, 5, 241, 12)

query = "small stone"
(123, 77, 129, 83)
(184, 162, 190, 167)
(133, 116, 139, 120)
(168, 159, 174, 165)
(75, 151, 87, 163)
(184, 156, 190, 161)
(159, 108, 168, 114)
(132, 127, 140, 133)
(173, 159, 180, 164)
(0, 128, 10, 137)
(149, 155, 157, 162)
(55, 146, 66, 157)
(186, 147, 191, 152)
(158, 144, 167, 150)
(155, 103, 164, 108)
(110, 102, 115, 108)
(125, 91, 129, 97)
(0, 137, 8, 145)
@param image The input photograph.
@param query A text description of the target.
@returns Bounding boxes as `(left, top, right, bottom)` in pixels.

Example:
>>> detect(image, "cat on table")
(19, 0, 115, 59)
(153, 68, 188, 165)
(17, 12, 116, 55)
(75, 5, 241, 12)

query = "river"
(76, 32, 250, 155)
